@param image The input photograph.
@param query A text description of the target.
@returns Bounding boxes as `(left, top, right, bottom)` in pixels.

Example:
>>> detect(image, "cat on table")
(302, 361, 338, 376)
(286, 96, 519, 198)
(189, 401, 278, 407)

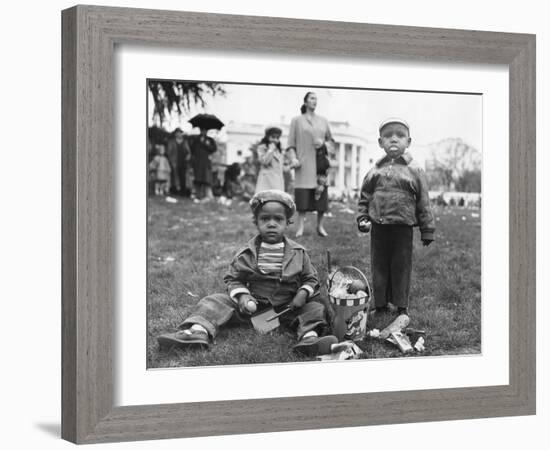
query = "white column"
(338, 143, 345, 190)
(351, 144, 358, 190)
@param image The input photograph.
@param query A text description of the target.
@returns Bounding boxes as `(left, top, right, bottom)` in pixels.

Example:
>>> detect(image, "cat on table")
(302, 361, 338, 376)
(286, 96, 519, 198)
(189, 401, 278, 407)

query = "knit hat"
(378, 118, 410, 132)
(249, 189, 296, 218)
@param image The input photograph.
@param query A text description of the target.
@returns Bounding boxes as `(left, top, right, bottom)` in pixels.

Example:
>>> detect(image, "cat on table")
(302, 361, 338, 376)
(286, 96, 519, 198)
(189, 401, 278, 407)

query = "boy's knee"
(199, 293, 235, 308)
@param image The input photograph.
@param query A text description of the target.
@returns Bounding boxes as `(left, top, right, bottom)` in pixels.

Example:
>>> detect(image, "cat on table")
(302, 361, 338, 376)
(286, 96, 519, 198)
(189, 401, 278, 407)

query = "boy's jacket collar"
(376, 152, 413, 167)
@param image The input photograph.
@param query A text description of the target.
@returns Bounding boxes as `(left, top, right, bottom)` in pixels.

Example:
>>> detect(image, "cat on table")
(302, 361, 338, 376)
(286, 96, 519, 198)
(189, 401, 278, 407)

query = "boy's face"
(156, 145, 165, 155)
(255, 201, 288, 244)
(378, 123, 411, 159)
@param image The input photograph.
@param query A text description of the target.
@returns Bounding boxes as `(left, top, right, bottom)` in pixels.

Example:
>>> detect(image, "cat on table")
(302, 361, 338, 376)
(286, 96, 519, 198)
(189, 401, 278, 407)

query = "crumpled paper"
(317, 340, 363, 361)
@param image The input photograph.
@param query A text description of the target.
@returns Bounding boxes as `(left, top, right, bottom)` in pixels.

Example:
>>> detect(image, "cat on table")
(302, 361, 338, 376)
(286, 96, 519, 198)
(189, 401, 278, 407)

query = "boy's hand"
(237, 293, 257, 315)
(288, 289, 308, 311)
(358, 219, 372, 233)
(422, 239, 433, 247)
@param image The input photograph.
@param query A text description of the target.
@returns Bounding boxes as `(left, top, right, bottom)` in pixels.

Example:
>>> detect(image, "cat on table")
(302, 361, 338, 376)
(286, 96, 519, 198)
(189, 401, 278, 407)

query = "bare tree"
(424, 138, 481, 191)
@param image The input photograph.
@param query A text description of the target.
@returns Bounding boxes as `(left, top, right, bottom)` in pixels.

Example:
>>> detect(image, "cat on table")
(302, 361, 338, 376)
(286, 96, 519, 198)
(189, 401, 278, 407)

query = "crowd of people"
(149, 126, 218, 200)
(149, 91, 335, 238)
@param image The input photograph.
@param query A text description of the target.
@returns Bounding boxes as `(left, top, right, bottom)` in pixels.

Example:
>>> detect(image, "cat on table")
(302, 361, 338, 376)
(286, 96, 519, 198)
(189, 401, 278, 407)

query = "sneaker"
(157, 329, 209, 349)
(293, 335, 338, 356)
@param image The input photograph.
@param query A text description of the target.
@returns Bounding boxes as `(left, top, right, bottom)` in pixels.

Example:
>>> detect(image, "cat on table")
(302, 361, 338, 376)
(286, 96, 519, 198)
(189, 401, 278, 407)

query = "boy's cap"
(379, 118, 410, 132)
(250, 189, 296, 217)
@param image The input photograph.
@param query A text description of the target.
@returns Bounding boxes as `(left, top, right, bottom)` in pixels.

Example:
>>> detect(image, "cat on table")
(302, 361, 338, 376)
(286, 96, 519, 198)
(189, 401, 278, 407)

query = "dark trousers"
(179, 293, 328, 340)
(176, 163, 189, 196)
(370, 224, 413, 308)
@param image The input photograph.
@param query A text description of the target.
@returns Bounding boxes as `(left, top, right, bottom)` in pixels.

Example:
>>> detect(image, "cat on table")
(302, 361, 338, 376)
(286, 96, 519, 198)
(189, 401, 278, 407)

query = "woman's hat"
(264, 126, 282, 137)
(250, 189, 296, 217)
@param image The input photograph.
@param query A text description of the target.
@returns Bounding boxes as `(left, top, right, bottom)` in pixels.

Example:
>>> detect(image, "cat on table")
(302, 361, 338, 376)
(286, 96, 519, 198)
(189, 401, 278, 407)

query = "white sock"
(302, 330, 318, 339)
(190, 324, 208, 333)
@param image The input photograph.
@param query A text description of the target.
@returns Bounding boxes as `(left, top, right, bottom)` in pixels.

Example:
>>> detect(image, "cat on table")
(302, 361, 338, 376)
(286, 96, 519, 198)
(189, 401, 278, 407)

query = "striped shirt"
(257, 241, 285, 276)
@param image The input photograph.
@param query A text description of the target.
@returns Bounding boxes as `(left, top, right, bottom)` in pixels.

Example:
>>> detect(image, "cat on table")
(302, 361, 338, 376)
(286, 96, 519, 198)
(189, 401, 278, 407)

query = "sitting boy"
(157, 189, 337, 356)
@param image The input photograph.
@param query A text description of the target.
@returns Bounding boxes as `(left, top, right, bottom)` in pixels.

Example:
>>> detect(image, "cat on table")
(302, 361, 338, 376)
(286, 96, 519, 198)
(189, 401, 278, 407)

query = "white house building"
(221, 120, 378, 195)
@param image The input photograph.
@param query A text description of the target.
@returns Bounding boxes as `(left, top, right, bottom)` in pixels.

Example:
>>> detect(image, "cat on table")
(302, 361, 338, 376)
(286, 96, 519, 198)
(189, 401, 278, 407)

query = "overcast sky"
(156, 83, 482, 150)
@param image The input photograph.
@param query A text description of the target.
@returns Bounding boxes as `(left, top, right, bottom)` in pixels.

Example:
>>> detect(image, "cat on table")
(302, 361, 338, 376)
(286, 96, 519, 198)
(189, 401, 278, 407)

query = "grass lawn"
(147, 197, 481, 368)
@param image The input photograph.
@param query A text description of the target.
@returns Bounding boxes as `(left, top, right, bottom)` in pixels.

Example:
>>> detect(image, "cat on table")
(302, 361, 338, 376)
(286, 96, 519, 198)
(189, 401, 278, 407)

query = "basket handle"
(341, 266, 369, 287)
(328, 265, 371, 295)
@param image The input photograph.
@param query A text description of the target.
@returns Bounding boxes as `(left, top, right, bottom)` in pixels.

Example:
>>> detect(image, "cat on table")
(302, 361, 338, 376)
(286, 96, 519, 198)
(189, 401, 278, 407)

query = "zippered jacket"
(223, 235, 319, 307)
(356, 152, 435, 241)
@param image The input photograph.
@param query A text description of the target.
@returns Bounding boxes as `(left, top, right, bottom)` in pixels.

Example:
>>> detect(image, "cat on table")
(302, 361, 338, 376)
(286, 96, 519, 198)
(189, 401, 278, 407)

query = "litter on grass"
(379, 314, 410, 339)
(165, 196, 178, 204)
(386, 331, 413, 353)
(368, 329, 380, 338)
(414, 336, 426, 352)
(317, 340, 363, 361)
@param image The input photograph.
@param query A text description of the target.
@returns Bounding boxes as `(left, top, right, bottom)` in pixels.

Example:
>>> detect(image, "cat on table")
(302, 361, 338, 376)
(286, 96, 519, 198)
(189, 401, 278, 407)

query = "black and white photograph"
(2, 0, 544, 447)
(147, 80, 482, 368)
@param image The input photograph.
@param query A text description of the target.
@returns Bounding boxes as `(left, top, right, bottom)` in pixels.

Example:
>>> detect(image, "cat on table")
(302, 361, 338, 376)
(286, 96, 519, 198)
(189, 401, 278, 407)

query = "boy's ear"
(407, 137, 412, 147)
(377, 137, 383, 148)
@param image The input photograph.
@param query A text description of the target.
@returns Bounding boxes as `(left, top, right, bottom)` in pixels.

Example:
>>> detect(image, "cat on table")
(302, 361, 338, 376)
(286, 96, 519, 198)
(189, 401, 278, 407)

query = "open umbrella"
(188, 113, 225, 130)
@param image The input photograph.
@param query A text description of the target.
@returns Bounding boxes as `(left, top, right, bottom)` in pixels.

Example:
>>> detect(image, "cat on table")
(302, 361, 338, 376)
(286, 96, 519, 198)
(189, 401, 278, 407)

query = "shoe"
(316, 227, 328, 237)
(293, 334, 337, 356)
(157, 329, 209, 349)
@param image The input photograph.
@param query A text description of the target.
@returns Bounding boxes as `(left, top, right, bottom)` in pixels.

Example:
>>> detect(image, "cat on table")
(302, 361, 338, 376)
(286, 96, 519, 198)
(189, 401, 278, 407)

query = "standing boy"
(357, 118, 435, 314)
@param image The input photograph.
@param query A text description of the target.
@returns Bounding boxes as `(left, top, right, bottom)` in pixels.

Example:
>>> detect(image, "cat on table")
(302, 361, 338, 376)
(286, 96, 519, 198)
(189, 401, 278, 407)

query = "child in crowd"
(357, 118, 435, 315)
(149, 143, 172, 196)
(158, 189, 337, 356)
(314, 138, 331, 201)
(255, 126, 285, 192)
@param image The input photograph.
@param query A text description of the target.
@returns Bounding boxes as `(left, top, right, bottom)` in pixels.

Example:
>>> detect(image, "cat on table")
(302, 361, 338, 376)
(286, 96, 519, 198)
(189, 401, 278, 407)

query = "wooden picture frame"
(61, 5, 536, 444)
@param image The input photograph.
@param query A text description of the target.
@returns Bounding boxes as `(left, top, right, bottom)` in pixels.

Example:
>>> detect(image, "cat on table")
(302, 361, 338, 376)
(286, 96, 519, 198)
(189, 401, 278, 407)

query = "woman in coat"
(287, 92, 333, 237)
(188, 127, 217, 200)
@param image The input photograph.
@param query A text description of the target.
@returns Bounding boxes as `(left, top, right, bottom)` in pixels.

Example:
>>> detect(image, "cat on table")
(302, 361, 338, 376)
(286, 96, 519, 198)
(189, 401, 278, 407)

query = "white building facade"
(222, 121, 378, 195)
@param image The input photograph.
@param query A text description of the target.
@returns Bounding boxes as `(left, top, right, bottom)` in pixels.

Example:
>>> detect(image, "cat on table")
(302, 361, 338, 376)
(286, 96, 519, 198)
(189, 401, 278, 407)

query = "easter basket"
(327, 266, 372, 341)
